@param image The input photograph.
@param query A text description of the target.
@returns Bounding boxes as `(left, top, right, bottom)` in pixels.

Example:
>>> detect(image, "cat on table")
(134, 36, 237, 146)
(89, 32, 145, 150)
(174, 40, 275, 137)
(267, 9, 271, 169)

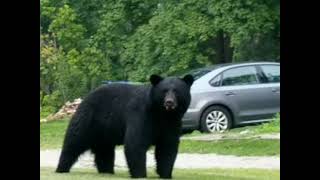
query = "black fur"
(56, 75, 194, 179)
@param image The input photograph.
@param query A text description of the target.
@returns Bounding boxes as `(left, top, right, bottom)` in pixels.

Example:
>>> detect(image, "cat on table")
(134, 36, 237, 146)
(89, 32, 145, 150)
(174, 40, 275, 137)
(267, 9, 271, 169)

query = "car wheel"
(200, 106, 232, 133)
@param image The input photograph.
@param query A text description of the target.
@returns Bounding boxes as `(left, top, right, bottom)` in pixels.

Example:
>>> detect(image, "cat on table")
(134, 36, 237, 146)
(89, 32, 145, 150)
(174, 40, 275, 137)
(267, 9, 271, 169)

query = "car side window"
(221, 66, 259, 86)
(260, 65, 280, 83)
(209, 74, 221, 87)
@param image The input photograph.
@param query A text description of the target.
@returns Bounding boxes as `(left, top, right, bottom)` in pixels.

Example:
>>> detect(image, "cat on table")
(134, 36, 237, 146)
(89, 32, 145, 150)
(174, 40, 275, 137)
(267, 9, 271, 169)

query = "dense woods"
(40, 0, 280, 116)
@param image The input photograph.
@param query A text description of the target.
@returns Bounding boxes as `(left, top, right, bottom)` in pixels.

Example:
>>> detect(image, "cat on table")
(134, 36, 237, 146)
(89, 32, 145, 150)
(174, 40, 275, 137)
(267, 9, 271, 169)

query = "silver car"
(182, 62, 280, 133)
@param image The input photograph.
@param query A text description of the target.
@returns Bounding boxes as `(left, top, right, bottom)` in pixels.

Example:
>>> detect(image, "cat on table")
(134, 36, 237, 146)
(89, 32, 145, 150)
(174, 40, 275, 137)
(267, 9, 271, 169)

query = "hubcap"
(206, 110, 228, 132)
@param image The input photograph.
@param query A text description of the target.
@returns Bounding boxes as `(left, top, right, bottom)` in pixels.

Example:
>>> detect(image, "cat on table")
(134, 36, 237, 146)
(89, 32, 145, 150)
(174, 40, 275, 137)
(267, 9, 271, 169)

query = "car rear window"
(260, 65, 280, 83)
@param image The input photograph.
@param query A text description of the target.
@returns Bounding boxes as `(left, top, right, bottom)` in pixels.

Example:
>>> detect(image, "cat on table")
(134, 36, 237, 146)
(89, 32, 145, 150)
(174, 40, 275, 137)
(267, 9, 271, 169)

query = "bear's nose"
(165, 99, 174, 106)
(164, 99, 176, 110)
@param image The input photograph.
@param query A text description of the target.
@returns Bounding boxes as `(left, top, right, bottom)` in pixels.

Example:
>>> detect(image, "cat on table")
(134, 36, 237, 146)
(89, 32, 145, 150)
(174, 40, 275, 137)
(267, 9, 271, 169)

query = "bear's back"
(77, 83, 151, 144)
(87, 83, 149, 104)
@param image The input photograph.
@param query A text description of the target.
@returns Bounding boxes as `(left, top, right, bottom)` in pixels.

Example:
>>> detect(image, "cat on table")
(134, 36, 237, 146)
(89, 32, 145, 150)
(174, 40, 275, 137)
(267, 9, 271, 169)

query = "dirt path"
(40, 149, 279, 170)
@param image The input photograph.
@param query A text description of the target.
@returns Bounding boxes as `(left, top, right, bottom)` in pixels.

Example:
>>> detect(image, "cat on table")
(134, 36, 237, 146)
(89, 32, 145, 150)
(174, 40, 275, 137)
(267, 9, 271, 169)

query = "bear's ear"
(182, 74, 194, 86)
(150, 74, 163, 86)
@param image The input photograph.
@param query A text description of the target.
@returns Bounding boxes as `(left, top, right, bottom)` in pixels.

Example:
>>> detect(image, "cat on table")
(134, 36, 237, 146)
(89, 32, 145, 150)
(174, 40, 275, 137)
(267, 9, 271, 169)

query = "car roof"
(197, 61, 279, 71)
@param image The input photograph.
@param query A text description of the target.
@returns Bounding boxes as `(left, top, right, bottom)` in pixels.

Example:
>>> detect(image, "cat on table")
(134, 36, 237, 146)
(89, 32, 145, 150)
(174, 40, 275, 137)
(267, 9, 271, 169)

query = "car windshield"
(188, 68, 213, 80)
(189, 66, 218, 80)
(179, 64, 225, 80)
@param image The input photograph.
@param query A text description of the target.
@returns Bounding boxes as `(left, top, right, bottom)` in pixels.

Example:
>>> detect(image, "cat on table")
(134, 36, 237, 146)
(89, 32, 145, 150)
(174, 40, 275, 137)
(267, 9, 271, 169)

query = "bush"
(40, 91, 65, 118)
(40, 106, 56, 119)
(43, 91, 64, 109)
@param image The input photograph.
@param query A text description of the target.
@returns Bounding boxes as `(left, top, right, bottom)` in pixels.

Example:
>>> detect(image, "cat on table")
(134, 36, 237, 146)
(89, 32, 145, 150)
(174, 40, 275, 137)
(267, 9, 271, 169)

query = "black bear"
(56, 74, 194, 179)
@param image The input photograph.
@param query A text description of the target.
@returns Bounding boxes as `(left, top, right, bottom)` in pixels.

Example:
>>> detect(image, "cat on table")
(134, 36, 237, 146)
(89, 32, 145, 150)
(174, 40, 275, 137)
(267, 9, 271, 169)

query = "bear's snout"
(164, 99, 176, 110)
(164, 91, 177, 111)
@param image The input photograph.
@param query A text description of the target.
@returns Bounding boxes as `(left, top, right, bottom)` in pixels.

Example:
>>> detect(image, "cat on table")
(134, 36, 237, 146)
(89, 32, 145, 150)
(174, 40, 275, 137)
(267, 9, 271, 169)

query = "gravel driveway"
(40, 149, 279, 170)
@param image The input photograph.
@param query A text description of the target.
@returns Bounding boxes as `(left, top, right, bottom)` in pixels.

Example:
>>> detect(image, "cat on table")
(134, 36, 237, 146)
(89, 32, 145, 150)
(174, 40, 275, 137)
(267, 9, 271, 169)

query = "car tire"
(200, 106, 232, 133)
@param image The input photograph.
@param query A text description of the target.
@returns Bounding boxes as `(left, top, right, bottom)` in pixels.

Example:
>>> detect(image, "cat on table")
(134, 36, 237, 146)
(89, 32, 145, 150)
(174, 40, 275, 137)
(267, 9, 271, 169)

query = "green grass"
(40, 167, 279, 180)
(40, 119, 69, 149)
(253, 114, 280, 134)
(40, 119, 279, 156)
(179, 139, 279, 156)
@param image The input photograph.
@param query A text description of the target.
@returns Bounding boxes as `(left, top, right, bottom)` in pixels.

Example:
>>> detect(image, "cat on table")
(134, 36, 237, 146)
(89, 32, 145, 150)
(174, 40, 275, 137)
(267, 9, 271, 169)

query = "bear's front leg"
(124, 143, 147, 178)
(155, 139, 179, 179)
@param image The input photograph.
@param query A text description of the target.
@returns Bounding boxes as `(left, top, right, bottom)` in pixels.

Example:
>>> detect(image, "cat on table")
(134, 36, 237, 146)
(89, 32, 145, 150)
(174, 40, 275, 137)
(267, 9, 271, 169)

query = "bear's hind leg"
(56, 103, 93, 173)
(56, 126, 90, 173)
(92, 145, 116, 174)
(56, 145, 87, 173)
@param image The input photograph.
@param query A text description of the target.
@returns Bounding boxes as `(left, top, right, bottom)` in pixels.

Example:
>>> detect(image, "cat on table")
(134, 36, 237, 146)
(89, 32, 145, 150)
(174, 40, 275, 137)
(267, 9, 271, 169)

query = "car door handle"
(225, 92, 236, 96)
(272, 88, 280, 93)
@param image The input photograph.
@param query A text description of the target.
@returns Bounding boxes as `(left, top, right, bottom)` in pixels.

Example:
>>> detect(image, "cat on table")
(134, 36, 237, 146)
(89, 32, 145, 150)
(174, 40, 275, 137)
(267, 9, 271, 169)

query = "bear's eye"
(171, 88, 178, 94)
(162, 89, 168, 93)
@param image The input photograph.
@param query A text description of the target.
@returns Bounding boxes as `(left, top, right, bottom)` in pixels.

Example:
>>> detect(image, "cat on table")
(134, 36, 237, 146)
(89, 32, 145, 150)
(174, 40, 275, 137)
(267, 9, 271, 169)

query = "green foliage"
(42, 91, 64, 110)
(48, 4, 87, 51)
(40, 0, 280, 115)
(40, 106, 56, 119)
(120, 0, 279, 81)
(40, 91, 64, 118)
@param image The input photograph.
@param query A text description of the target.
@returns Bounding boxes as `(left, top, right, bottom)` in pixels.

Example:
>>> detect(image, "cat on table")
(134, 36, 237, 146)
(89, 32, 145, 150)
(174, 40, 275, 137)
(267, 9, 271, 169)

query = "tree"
(40, 34, 61, 104)
(48, 4, 87, 51)
(40, 0, 280, 114)
(120, 0, 280, 81)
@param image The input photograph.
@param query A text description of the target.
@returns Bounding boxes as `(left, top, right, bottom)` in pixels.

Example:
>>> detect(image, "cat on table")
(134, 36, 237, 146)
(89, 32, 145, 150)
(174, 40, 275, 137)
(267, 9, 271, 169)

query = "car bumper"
(182, 109, 200, 129)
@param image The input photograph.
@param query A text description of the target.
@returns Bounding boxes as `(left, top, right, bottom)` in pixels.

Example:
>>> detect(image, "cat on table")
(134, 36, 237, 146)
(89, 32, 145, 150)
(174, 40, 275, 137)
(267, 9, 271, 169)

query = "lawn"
(179, 139, 279, 156)
(40, 119, 279, 156)
(40, 119, 69, 149)
(40, 167, 280, 180)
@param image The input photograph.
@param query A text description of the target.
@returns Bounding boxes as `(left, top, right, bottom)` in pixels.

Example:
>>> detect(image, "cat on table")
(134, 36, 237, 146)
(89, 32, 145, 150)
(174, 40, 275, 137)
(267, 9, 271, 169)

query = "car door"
(218, 65, 272, 124)
(256, 64, 280, 115)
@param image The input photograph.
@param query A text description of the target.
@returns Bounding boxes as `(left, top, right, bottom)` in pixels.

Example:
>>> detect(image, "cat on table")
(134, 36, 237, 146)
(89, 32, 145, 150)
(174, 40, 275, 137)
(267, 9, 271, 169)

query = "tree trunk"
(216, 30, 233, 64)
(216, 30, 225, 63)
(224, 34, 234, 62)
(40, 91, 45, 107)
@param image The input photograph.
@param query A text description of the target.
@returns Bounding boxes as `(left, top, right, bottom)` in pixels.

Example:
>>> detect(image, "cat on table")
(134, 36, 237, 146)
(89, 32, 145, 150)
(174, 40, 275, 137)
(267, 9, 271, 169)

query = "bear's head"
(149, 74, 194, 113)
